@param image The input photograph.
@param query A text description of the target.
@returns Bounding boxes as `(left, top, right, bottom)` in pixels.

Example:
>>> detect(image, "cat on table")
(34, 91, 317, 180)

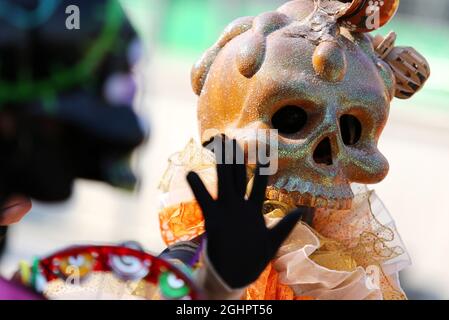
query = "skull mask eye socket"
(340, 114, 362, 146)
(271, 105, 308, 135)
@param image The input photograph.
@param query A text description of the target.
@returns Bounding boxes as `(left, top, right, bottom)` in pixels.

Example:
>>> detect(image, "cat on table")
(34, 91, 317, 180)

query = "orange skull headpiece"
(191, 0, 430, 210)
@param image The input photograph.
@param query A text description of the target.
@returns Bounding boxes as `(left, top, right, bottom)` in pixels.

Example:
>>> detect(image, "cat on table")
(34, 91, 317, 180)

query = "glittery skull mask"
(191, 0, 429, 210)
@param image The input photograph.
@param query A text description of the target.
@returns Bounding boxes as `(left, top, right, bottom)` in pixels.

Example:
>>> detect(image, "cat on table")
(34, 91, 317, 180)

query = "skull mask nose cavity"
(340, 114, 362, 146)
(313, 137, 333, 166)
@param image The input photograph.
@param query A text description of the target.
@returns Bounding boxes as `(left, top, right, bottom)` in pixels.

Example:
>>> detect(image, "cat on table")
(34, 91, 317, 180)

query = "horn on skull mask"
(191, 16, 255, 96)
(191, 11, 292, 96)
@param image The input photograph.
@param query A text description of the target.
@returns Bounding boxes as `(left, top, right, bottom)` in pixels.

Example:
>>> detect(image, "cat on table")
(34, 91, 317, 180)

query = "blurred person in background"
(0, 0, 146, 256)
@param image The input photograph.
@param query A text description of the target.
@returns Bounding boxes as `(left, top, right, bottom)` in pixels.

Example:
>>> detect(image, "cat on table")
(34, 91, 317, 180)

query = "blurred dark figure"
(0, 0, 147, 254)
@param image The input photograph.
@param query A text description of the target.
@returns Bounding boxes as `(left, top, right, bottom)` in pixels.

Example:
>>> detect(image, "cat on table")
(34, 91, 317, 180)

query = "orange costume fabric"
(158, 141, 409, 300)
(159, 200, 310, 300)
(159, 197, 408, 300)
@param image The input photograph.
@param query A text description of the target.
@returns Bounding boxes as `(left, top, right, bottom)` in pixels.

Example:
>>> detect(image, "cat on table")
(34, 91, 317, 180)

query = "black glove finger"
(186, 171, 214, 216)
(248, 164, 269, 205)
(267, 208, 303, 258)
(215, 136, 233, 201)
(231, 139, 247, 199)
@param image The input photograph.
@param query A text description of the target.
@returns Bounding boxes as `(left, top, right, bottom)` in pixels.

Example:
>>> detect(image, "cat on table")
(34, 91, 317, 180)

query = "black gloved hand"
(186, 137, 304, 289)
